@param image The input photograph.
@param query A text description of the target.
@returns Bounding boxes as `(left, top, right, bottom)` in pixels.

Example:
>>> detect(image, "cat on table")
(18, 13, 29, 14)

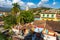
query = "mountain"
(0, 7, 11, 12)
(30, 7, 52, 12)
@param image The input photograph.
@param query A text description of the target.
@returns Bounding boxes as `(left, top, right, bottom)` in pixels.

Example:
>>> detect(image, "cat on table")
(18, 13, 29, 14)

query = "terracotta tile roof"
(43, 30, 55, 36)
(56, 14, 60, 19)
(33, 20, 46, 28)
(37, 25, 44, 28)
(46, 21, 60, 32)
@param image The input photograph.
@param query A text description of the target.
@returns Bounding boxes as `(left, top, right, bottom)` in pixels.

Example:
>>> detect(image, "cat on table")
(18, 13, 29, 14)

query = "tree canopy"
(11, 3, 20, 15)
(20, 10, 34, 24)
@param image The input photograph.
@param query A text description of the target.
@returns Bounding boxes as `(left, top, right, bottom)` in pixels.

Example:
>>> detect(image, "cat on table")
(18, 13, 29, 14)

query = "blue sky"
(0, 0, 60, 8)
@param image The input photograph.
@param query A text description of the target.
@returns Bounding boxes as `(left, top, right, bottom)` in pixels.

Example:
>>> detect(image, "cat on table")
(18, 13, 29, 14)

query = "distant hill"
(0, 7, 53, 12)
(0, 7, 11, 12)
(30, 7, 52, 12)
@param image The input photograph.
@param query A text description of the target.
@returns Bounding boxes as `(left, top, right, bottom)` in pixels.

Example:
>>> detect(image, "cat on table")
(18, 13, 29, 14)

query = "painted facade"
(40, 13, 60, 21)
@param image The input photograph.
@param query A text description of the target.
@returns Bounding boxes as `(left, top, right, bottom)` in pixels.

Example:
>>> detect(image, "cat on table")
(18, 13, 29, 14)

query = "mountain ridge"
(0, 7, 11, 12)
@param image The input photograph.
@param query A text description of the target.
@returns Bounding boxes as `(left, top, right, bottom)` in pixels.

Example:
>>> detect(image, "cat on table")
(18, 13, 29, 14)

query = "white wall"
(40, 14, 56, 18)
(41, 14, 43, 17)
(44, 14, 47, 17)
(44, 34, 56, 40)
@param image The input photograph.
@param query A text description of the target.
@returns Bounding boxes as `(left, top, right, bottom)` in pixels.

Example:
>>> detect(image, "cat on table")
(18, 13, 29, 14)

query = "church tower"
(26, 6, 29, 11)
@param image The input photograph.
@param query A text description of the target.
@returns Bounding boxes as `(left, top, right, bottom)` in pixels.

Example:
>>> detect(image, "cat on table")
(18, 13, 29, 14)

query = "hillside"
(0, 7, 11, 12)
(30, 7, 52, 12)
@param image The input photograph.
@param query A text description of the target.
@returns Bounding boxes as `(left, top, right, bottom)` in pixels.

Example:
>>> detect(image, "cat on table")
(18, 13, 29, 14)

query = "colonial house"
(39, 9, 60, 21)
(40, 13, 56, 21)
(40, 10, 60, 21)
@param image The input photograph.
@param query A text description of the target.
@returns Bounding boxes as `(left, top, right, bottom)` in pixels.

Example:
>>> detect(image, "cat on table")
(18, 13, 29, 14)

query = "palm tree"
(11, 3, 20, 16)
(11, 3, 21, 24)
(3, 3, 20, 29)
(2, 3, 21, 40)
(3, 14, 17, 29)
(20, 10, 34, 24)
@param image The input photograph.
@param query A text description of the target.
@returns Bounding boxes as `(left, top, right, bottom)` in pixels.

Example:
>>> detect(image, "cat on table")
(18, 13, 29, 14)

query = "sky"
(0, 0, 60, 8)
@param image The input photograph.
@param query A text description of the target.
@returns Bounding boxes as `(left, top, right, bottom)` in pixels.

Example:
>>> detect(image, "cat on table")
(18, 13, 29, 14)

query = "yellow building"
(40, 13, 60, 21)
(40, 13, 56, 21)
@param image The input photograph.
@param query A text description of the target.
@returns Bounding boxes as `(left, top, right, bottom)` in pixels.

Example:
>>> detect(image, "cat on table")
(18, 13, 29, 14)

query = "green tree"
(3, 14, 17, 29)
(3, 3, 20, 29)
(0, 32, 7, 40)
(11, 3, 20, 15)
(11, 3, 21, 24)
(20, 10, 34, 24)
(2, 3, 20, 40)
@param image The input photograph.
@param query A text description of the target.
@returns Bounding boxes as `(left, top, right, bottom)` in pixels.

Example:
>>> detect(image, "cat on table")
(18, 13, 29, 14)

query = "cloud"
(37, 0, 49, 7)
(0, 0, 25, 8)
(12, 0, 20, 3)
(0, 0, 12, 8)
(41, 0, 49, 2)
(0, 0, 50, 9)
(52, 0, 56, 6)
(0, 0, 55, 9)
(18, 1, 25, 6)
(37, 2, 44, 7)
(0, 0, 37, 8)
(27, 2, 37, 8)
(43, 4, 51, 7)
(53, 2, 56, 5)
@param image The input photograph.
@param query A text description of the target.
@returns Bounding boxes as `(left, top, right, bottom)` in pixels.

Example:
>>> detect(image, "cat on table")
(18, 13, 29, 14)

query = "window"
(43, 14, 45, 17)
(47, 14, 49, 18)
(51, 14, 54, 18)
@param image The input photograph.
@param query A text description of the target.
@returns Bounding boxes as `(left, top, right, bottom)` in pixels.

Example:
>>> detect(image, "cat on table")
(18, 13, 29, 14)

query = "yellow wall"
(40, 14, 60, 21)
(41, 17, 60, 21)
(42, 18, 55, 21)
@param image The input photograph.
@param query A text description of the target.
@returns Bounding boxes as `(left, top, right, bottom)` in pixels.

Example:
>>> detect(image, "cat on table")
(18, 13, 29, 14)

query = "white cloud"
(0, 0, 25, 8)
(41, 0, 49, 2)
(18, 1, 25, 6)
(37, 0, 49, 7)
(27, 2, 37, 8)
(37, 2, 43, 7)
(0, 0, 50, 9)
(52, 2, 56, 5)
(12, 0, 20, 3)
(0, 0, 12, 8)
(43, 4, 51, 7)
